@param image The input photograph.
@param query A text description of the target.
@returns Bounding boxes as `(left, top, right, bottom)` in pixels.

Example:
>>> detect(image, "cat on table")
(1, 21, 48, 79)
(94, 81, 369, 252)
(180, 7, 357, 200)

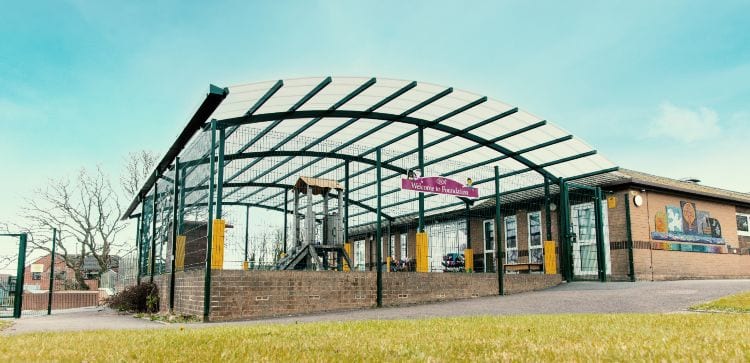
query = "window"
(425, 220, 466, 272)
(504, 215, 518, 264)
(354, 240, 366, 271)
(483, 220, 495, 272)
(737, 214, 750, 236)
(528, 211, 543, 264)
(400, 234, 407, 260)
(484, 220, 494, 251)
(32, 272, 42, 280)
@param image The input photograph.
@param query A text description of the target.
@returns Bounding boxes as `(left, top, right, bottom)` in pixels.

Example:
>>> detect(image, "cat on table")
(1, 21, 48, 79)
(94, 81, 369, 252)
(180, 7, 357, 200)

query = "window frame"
(504, 215, 518, 264)
(527, 211, 543, 264)
(737, 213, 750, 236)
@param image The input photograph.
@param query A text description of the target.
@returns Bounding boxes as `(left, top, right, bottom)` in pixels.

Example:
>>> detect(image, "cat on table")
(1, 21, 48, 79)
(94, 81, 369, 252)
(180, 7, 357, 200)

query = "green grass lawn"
(691, 291, 750, 313)
(0, 319, 10, 331)
(1, 314, 749, 362)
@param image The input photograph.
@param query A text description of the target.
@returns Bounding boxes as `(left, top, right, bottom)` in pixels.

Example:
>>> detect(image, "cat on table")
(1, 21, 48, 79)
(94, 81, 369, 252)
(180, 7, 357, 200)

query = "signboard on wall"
(401, 176, 478, 199)
(651, 200, 724, 244)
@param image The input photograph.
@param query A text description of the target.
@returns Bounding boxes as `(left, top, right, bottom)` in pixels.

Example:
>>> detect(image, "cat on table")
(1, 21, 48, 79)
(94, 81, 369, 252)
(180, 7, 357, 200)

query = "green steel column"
(150, 180, 158, 283)
(245, 205, 250, 263)
(13, 233, 28, 318)
(376, 148, 383, 307)
(136, 201, 143, 285)
(493, 166, 504, 296)
(178, 166, 186, 233)
(594, 187, 607, 282)
(47, 228, 57, 315)
(344, 161, 350, 243)
(169, 158, 180, 312)
(465, 202, 471, 249)
(418, 127, 425, 232)
(544, 177, 553, 241)
(216, 127, 225, 219)
(203, 120, 217, 322)
(624, 193, 636, 282)
(283, 192, 288, 254)
(559, 179, 571, 282)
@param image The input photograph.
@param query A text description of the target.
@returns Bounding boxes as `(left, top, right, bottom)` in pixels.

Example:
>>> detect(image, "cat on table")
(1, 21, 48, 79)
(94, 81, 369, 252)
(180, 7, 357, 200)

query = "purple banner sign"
(401, 176, 479, 199)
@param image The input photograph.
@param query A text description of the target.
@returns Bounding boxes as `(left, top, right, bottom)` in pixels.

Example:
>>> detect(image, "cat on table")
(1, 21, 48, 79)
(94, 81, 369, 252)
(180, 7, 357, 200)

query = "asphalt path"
(4, 279, 749, 335)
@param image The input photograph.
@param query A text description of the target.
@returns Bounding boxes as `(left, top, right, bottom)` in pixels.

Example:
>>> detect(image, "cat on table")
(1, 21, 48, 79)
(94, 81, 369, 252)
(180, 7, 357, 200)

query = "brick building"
(349, 169, 750, 281)
(23, 254, 118, 291)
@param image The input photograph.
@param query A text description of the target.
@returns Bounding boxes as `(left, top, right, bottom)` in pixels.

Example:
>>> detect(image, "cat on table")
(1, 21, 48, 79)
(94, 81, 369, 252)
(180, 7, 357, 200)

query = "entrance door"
(570, 202, 598, 276)
(482, 220, 495, 272)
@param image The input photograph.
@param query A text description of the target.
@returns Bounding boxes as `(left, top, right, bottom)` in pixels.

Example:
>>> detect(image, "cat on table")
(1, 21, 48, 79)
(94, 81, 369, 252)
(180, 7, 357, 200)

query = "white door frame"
(482, 219, 495, 272)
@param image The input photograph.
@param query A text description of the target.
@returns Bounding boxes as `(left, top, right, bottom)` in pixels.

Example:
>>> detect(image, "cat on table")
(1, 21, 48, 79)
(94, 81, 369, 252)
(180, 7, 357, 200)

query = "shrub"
(107, 283, 159, 313)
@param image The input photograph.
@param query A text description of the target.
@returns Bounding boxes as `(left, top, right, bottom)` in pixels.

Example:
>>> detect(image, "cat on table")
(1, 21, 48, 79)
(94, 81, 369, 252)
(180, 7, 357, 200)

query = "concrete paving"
(3, 279, 749, 335)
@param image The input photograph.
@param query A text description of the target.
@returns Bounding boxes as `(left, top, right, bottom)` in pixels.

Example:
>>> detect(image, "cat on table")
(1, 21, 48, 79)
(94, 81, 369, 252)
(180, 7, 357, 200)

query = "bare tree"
(9, 150, 157, 289)
(121, 150, 158, 198)
(18, 167, 126, 289)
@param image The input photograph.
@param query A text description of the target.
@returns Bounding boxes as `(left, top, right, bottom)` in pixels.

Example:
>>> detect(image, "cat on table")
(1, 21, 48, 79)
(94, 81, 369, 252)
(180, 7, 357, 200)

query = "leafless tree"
(8, 150, 157, 289)
(121, 150, 158, 198)
(18, 167, 126, 289)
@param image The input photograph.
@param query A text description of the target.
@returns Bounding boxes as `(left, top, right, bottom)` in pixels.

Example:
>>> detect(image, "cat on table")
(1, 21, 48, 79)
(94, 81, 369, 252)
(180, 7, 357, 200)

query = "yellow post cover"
(175, 235, 186, 271)
(464, 248, 473, 272)
(242, 261, 249, 270)
(416, 232, 429, 272)
(343, 242, 352, 271)
(211, 219, 225, 270)
(544, 240, 557, 274)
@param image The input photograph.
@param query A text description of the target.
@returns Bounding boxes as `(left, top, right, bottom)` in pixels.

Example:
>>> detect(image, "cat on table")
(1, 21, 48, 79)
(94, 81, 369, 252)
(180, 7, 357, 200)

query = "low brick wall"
(22, 291, 99, 310)
(199, 270, 560, 322)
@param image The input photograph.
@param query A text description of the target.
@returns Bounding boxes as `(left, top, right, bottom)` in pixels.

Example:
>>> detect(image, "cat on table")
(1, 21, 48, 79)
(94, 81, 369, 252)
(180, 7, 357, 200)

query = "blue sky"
(1, 0, 749, 227)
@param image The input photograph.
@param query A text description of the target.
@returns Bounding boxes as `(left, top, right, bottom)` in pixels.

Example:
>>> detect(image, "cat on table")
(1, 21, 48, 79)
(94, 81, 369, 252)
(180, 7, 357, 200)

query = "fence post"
(203, 119, 217, 322)
(594, 187, 607, 282)
(375, 148, 383, 307)
(169, 158, 180, 312)
(624, 193, 636, 282)
(13, 233, 28, 318)
(494, 166, 504, 296)
(47, 228, 57, 315)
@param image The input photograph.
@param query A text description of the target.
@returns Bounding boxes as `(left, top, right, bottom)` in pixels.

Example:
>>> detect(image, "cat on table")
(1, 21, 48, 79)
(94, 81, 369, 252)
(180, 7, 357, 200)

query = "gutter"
(121, 84, 229, 220)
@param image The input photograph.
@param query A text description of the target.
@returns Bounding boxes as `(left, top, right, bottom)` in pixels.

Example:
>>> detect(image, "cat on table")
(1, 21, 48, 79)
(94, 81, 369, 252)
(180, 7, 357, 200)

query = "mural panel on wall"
(651, 200, 724, 244)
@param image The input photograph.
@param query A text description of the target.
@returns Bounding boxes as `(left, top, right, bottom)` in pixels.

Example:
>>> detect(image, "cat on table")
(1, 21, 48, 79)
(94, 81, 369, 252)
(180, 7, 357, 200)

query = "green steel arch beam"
(216, 109, 561, 183)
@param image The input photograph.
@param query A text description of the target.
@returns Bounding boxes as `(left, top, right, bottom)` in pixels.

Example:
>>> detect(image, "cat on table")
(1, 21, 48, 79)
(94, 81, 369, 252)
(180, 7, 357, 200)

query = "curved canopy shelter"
(123, 76, 619, 271)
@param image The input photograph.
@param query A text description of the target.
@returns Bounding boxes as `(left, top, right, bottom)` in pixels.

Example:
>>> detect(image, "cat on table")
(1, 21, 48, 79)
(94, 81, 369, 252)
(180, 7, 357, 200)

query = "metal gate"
(560, 182, 607, 282)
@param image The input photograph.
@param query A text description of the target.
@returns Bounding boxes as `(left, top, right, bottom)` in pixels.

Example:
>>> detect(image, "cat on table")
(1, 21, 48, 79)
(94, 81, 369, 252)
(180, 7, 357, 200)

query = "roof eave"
(121, 84, 229, 220)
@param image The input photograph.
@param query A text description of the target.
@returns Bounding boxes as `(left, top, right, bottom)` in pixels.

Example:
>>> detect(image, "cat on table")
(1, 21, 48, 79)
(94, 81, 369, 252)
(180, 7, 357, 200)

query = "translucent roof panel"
(123, 76, 619, 221)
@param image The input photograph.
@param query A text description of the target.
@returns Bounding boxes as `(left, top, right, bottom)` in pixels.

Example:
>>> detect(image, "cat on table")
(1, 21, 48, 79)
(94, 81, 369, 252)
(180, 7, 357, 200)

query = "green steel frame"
(120, 77, 619, 322)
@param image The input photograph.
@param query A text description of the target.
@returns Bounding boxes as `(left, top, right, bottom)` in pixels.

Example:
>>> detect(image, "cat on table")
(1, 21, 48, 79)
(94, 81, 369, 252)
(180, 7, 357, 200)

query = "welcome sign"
(401, 176, 478, 199)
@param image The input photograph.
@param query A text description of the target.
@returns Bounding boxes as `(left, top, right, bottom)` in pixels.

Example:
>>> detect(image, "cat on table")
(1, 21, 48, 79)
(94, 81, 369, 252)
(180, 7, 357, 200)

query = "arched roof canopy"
(122, 76, 619, 226)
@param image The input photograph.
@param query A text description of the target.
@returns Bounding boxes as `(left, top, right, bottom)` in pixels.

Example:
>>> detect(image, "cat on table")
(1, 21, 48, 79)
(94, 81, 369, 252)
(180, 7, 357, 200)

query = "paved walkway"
(4, 279, 749, 335)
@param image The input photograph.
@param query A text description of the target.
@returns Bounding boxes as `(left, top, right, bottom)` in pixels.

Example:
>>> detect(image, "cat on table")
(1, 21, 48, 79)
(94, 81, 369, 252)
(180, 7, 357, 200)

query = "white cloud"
(647, 102, 720, 142)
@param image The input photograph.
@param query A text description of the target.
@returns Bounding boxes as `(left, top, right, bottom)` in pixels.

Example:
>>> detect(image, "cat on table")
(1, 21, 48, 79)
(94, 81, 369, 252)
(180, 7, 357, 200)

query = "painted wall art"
(651, 200, 724, 244)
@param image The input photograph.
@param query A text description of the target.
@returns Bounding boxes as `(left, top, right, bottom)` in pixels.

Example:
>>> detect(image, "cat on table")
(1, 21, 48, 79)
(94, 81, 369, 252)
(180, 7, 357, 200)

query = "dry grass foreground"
(691, 291, 750, 313)
(1, 314, 749, 362)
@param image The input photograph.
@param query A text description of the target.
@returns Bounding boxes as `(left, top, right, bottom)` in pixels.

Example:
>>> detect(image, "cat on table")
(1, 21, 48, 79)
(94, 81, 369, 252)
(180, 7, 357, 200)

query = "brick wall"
(203, 270, 561, 322)
(156, 269, 205, 315)
(605, 188, 750, 281)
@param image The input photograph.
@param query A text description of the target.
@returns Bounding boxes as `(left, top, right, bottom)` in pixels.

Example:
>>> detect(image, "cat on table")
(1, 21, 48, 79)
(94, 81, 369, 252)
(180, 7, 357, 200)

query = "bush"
(107, 283, 159, 313)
